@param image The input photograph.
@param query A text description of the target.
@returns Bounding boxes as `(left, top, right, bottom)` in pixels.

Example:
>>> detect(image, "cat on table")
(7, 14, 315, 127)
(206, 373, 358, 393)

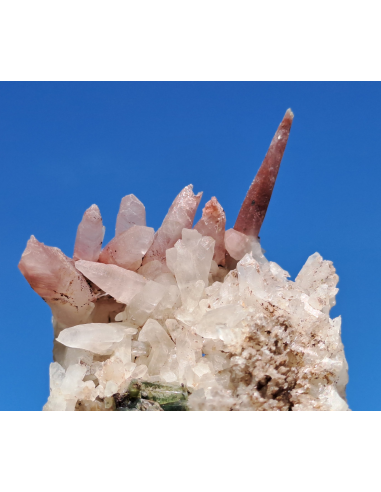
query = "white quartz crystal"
(127, 280, 168, 326)
(57, 323, 137, 355)
(167, 229, 215, 310)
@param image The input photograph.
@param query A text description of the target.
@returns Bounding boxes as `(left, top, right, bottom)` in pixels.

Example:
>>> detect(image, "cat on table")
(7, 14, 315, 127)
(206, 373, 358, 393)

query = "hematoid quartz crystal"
(18, 109, 349, 411)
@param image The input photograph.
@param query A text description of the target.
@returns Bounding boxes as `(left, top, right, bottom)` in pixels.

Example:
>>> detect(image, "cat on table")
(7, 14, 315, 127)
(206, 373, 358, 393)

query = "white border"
(0, 1, 379, 81)
(1, 412, 379, 491)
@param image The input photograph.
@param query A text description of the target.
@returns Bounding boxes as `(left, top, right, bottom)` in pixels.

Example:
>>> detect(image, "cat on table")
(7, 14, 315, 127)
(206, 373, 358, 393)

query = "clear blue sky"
(1, 82, 379, 411)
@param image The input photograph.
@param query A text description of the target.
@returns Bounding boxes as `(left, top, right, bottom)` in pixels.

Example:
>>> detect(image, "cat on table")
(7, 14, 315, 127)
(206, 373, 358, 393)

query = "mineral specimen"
(19, 109, 349, 411)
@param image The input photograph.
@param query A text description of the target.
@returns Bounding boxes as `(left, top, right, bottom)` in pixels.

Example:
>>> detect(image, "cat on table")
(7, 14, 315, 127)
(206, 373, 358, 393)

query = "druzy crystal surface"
(18, 109, 349, 411)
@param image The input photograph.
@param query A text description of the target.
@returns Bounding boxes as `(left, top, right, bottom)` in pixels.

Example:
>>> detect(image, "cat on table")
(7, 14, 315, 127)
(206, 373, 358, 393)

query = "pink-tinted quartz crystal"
(142, 184, 202, 265)
(234, 109, 294, 238)
(224, 228, 253, 261)
(99, 225, 154, 271)
(73, 204, 104, 262)
(18, 236, 95, 328)
(115, 194, 146, 236)
(76, 260, 147, 305)
(194, 197, 226, 266)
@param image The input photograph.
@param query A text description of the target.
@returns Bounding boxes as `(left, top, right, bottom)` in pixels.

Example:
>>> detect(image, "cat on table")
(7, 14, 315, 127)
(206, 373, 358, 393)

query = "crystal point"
(57, 323, 132, 355)
(18, 236, 94, 328)
(99, 225, 154, 271)
(234, 109, 294, 238)
(116, 194, 146, 236)
(194, 197, 226, 266)
(73, 204, 105, 262)
(142, 184, 202, 265)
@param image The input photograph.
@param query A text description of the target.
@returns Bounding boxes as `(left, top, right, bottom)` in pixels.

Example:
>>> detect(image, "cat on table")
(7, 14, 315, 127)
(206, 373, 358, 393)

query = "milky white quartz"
(57, 323, 137, 355)
(125, 281, 168, 326)
(167, 229, 215, 310)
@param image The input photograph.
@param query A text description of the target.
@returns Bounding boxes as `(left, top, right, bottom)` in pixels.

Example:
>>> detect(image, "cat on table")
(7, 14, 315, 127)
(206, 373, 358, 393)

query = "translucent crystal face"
(18, 109, 349, 411)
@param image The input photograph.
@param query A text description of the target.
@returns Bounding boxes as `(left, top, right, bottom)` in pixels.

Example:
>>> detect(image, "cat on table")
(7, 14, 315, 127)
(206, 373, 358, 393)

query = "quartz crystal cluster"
(19, 109, 349, 411)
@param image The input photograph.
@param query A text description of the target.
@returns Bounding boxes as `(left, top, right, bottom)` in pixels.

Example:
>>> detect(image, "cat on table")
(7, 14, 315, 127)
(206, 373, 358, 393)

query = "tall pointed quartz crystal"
(142, 184, 202, 265)
(115, 194, 146, 236)
(234, 109, 294, 238)
(18, 236, 95, 329)
(194, 197, 226, 266)
(73, 204, 105, 262)
(99, 225, 154, 271)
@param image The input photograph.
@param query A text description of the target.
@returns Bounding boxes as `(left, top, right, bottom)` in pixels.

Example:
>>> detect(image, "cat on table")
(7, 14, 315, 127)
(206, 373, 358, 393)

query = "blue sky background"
(0, 82, 379, 411)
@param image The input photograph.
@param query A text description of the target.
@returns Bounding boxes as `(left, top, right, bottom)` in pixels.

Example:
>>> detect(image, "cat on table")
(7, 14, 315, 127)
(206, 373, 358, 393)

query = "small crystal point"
(225, 228, 253, 261)
(18, 236, 94, 328)
(116, 194, 146, 236)
(73, 204, 104, 262)
(57, 323, 129, 355)
(234, 108, 294, 238)
(99, 225, 154, 271)
(194, 197, 226, 266)
(142, 184, 202, 265)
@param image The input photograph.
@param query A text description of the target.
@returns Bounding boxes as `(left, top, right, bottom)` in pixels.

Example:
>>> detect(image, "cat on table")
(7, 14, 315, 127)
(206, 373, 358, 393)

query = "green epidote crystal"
(138, 381, 188, 405)
(128, 380, 142, 399)
(113, 380, 189, 411)
(161, 400, 189, 411)
(104, 396, 116, 411)
(116, 398, 163, 411)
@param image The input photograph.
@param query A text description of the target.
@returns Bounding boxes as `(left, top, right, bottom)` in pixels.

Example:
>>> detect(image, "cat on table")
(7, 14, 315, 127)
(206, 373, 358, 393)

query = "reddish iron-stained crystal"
(194, 197, 226, 266)
(18, 236, 95, 328)
(234, 109, 294, 238)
